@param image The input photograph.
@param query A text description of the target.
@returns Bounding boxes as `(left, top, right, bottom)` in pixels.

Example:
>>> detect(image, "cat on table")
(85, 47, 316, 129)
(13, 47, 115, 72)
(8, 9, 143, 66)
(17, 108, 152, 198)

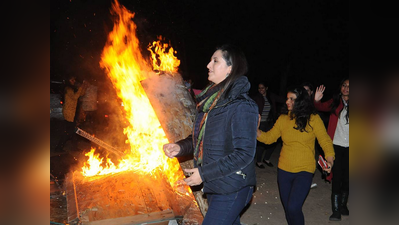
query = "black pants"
(256, 121, 277, 162)
(332, 144, 349, 193)
(55, 120, 77, 151)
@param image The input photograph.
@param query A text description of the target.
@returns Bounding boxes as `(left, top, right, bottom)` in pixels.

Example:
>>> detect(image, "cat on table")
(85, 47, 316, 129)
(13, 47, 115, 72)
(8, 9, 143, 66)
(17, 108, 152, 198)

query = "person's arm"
(198, 102, 258, 183)
(163, 134, 193, 158)
(257, 115, 282, 145)
(65, 86, 82, 101)
(312, 114, 335, 170)
(314, 98, 333, 112)
(314, 85, 333, 112)
(175, 135, 193, 157)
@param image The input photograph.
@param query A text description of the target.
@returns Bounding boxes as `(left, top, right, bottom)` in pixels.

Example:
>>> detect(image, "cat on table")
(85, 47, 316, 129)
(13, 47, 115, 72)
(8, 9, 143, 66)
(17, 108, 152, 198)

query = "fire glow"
(148, 36, 180, 73)
(81, 0, 186, 190)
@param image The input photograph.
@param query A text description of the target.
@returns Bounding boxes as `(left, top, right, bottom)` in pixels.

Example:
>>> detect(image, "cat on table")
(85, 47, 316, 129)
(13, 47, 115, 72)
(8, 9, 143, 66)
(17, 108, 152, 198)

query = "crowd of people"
(167, 44, 349, 224)
(54, 44, 348, 225)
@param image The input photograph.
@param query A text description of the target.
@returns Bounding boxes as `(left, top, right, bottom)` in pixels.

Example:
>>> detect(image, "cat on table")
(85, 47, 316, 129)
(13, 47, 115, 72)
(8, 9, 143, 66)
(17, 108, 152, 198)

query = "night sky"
(51, 0, 348, 96)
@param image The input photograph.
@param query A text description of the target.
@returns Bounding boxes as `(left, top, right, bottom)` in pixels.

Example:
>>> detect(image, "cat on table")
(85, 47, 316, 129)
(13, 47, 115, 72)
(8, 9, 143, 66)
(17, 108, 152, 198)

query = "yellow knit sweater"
(257, 113, 335, 173)
(62, 86, 85, 122)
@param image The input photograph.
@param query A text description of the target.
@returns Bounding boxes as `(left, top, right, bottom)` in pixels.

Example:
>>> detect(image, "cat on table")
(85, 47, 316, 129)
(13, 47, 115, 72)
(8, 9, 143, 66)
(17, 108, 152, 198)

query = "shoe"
(256, 163, 266, 169)
(340, 191, 349, 216)
(329, 193, 342, 221)
(263, 160, 274, 167)
(310, 183, 317, 189)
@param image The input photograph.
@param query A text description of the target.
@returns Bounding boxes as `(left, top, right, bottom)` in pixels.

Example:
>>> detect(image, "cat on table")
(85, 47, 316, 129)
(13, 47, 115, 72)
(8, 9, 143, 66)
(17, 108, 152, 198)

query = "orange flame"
(81, 0, 186, 191)
(148, 36, 180, 73)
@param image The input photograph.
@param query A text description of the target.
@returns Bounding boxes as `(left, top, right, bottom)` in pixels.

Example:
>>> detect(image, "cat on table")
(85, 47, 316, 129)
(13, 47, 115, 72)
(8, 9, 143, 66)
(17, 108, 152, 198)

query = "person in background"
(301, 81, 314, 98)
(314, 78, 349, 221)
(301, 81, 320, 189)
(55, 76, 88, 152)
(252, 82, 285, 168)
(257, 86, 335, 225)
(163, 44, 258, 225)
(184, 78, 202, 103)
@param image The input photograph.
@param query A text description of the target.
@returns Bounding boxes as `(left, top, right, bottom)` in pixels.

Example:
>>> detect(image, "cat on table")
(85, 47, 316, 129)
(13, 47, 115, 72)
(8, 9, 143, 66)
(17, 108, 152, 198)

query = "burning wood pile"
(64, 0, 206, 224)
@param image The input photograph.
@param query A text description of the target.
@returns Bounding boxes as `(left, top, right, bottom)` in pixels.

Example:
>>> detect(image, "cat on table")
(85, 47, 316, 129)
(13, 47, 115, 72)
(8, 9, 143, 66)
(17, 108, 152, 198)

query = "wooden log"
(86, 210, 177, 225)
(141, 72, 208, 217)
(65, 172, 79, 224)
(141, 72, 196, 143)
(66, 168, 202, 225)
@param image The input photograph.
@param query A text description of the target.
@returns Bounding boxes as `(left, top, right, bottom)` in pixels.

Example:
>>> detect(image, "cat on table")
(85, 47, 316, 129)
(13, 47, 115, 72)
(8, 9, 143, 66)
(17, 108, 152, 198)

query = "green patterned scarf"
(194, 84, 223, 165)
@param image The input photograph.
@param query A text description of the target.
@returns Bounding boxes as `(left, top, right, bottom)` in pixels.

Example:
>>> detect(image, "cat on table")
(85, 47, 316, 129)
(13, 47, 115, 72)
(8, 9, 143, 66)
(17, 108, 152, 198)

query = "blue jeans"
(203, 186, 253, 225)
(278, 169, 313, 225)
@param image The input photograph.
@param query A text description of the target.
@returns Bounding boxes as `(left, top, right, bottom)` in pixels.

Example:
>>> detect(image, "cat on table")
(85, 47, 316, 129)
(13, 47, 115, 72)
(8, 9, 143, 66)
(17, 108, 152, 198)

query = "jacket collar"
(216, 76, 250, 106)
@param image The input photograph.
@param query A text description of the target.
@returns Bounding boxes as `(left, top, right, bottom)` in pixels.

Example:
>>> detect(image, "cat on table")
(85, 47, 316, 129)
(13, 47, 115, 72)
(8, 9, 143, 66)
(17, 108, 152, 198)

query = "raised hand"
(314, 85, 325, 102)
(163, 143, 181, 158)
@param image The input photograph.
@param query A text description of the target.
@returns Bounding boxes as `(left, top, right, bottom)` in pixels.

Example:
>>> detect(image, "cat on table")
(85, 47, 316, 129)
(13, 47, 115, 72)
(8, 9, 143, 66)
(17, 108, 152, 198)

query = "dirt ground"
(240, 142, 349, 225)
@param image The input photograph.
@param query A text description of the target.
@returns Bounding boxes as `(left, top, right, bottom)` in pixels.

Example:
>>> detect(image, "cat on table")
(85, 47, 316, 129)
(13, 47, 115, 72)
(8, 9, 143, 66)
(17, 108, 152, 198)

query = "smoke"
(80, 77, 130, 160)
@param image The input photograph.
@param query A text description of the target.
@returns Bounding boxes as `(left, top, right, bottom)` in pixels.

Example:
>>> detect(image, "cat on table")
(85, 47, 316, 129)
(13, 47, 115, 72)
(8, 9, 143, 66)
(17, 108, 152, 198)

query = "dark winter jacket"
(175, 76, 259, 194)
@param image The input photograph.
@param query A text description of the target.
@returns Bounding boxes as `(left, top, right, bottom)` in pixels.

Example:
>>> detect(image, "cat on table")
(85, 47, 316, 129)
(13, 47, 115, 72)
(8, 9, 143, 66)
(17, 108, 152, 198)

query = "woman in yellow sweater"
(55, 76, 87, 152)
(257, 86, 335, 225)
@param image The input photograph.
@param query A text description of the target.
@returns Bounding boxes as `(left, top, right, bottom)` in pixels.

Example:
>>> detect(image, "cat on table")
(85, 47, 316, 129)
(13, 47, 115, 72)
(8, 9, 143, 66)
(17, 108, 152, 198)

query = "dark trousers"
(55, 120, 77, 151)
(203, 186, 253, 225)
(278, 169, 313, 225)
(332, 145, 349, 193)
(256, 121, 276, 162)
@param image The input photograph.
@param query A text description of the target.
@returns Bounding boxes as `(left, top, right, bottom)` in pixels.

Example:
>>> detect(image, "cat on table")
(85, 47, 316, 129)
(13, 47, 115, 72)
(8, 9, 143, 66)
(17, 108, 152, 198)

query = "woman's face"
(286, 92, 297, 111)
(258, 84, 267, 96)
(207, 50, 232, 84)
(341, 79, 349, 97)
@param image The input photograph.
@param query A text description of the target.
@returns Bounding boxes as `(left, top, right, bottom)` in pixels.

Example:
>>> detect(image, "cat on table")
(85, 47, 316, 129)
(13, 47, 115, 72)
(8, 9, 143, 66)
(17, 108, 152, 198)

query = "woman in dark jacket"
(252, 82, 285, 168)
(163, 44, 259, 225)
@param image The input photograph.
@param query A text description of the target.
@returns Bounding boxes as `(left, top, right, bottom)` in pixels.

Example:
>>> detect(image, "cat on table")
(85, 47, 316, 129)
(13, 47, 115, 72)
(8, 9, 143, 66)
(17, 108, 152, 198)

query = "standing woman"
(314, 78, 349, 221)
(55, 76, 88, 152)
(252, 82, 285, 168)
(163, 44, 259, 225)
(257, 86, 335, 225)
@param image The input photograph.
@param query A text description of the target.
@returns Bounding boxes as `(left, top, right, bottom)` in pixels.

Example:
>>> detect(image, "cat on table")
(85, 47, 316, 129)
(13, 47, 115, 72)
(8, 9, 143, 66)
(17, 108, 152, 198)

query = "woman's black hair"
(331, 77, 349, 124)
(282, 86, 317, 132)
(213, 44, 248, 98)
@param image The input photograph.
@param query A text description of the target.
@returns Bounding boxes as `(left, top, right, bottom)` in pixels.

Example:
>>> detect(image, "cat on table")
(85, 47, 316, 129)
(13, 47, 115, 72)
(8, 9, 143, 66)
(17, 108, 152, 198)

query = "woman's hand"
(256, 114, 262, 137)
(314, 85, 325, 102)
(163, 143, 181, 158)
(183, 168, 203, 186)
(257, 129, 262, 138)
(323, 156, 334, 174)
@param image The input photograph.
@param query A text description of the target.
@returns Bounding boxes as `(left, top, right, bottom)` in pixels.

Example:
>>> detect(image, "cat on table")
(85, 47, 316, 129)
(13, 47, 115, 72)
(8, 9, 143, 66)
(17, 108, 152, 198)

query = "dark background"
(51, 0, 348, 98)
